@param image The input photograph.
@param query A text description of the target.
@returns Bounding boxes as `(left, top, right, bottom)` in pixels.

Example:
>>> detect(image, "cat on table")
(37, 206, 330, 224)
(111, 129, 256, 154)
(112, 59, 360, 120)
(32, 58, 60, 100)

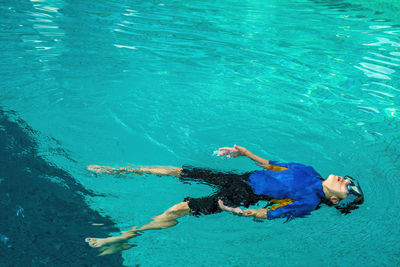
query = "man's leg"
(85, 202, 190, 254)
(88, 165, 183, 176)
(138, 201, 190, 230)
(88, 165, 244, 190)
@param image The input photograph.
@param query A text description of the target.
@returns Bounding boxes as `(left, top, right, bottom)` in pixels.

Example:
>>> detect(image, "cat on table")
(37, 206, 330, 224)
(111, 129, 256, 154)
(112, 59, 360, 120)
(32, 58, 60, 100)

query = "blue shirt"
(248, 161, 325, 220)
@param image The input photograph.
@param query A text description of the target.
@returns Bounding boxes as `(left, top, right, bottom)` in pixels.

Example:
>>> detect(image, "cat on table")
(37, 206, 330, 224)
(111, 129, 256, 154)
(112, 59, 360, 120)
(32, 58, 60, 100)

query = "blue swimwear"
(248, 161, 325, 220)
(181, 162, 325, 219)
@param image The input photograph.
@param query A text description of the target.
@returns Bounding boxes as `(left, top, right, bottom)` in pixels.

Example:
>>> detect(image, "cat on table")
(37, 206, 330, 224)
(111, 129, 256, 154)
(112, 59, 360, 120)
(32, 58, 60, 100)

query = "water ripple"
(1, 0, 400, 265)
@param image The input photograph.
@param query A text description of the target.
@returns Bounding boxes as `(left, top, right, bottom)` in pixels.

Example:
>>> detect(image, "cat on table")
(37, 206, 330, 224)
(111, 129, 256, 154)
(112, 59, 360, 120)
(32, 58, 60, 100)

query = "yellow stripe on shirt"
(266, 198, 294, 211)
(267, 165, 289, 171)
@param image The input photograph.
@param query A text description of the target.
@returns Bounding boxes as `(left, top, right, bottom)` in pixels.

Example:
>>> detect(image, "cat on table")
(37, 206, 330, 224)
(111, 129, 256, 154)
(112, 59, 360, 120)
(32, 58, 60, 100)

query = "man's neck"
(321, 180, 330, 198)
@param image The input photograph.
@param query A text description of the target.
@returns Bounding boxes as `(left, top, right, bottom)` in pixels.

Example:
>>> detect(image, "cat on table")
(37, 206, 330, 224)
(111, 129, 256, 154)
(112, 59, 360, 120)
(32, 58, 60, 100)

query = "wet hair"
(335, 195, 364, 214)
(316, 177, 364, 215)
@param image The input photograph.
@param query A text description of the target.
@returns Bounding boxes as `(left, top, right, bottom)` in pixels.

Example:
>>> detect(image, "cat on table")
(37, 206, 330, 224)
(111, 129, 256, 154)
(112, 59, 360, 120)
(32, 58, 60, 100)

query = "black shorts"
(180, 166, 268, 216)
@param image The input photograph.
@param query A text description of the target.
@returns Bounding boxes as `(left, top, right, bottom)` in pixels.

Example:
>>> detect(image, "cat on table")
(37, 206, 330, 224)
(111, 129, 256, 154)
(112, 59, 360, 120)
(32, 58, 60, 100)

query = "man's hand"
(243, 209, 267, 219)
(218, 200, 243, 215)
(217, 145, 249, 158)
(242, 209, 257, 217)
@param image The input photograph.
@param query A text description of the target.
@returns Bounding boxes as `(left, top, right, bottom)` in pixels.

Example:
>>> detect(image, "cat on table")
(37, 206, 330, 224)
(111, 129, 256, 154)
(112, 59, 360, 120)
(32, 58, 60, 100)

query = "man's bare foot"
(85, 234, 138, 249)
(86, 237, 116, 248)
(85, 227, 139, 248)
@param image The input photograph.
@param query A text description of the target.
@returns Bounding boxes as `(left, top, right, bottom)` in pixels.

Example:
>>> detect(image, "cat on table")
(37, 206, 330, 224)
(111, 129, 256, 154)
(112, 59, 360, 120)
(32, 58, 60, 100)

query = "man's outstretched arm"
(217, 145, 271, 169)
(217, 200, 267, 219)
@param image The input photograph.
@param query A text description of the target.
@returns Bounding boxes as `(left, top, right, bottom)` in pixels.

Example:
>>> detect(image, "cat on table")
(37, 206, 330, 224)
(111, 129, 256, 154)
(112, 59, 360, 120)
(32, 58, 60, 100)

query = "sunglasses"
(344, 175, 363, 197)
(336, 176, 364, 208)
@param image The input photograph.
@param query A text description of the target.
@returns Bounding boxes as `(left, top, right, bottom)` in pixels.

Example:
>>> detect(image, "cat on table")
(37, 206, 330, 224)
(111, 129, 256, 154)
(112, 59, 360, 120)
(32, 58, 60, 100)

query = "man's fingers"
(232, 208, 243, 214)
(217, 199, 226, 209)
(242, 209, 256, 217)
(217, 148, 231, 157)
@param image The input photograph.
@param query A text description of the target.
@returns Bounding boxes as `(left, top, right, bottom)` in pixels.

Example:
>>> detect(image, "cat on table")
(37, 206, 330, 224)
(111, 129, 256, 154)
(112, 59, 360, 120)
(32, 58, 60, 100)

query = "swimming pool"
(1, 0, 399, 266)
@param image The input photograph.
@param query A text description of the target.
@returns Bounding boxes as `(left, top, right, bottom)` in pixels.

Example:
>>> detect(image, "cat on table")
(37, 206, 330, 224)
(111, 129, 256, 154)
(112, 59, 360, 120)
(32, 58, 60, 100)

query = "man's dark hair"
(335, 195, 364, 214)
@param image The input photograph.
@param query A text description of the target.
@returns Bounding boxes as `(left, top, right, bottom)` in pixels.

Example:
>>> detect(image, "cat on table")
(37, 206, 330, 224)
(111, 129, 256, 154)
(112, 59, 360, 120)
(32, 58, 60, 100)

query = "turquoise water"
(1, 0, 400, 266)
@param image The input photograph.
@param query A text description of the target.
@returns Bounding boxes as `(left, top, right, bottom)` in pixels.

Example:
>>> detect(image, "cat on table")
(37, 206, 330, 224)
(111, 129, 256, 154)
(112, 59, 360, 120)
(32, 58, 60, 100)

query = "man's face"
(325, 174, 351, 201)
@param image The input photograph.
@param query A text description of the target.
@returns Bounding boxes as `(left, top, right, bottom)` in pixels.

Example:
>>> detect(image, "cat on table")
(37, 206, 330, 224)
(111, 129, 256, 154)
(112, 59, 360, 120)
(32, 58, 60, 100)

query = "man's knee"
(163, 202, 190, 220)
(169, 202, 189, 211)
(169, 167, 183, 176)
(165, 202, 190, 217)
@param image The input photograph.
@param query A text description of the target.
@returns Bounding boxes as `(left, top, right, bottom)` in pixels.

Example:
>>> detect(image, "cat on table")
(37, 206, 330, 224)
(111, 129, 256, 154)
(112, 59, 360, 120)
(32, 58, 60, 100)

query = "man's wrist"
(243, 150, 251, 157)
(255, 209, 267, 219)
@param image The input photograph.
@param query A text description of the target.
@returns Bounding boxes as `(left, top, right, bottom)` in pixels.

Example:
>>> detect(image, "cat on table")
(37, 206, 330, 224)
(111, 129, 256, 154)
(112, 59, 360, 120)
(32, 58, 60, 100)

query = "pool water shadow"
(0, 109, 125, 266)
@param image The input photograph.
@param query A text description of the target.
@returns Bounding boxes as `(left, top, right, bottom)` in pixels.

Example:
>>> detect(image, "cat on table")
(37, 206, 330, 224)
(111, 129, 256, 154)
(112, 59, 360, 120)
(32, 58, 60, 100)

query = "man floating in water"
(85, 145, 364, 255)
